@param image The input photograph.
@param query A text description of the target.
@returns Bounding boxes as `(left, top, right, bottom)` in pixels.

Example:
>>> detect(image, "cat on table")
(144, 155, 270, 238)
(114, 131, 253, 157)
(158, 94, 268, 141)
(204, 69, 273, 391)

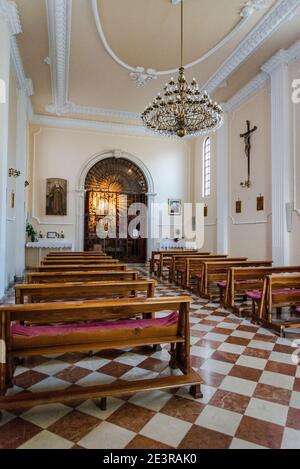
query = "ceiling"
(12, 0, 300, 127)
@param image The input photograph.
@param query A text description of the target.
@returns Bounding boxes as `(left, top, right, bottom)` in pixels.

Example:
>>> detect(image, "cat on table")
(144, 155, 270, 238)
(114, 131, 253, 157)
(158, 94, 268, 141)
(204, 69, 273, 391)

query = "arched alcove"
(83, 155, 149, 261)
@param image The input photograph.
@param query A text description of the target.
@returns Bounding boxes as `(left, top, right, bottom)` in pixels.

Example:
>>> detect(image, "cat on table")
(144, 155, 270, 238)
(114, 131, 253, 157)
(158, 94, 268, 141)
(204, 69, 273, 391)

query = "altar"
(25, 239, 74, 268)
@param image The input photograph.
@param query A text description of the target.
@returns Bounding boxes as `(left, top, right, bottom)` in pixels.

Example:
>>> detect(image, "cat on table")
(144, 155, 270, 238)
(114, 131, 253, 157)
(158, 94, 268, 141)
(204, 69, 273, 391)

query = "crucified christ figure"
(240, 120, 257, 188)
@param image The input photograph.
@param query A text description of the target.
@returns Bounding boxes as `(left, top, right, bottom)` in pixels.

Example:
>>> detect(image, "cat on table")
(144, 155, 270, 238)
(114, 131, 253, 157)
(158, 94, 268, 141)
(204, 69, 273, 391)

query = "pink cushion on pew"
(246, 290, 262, 300)
(218, 279, 260, 289)
(296, 308, 300, 314)
(12, 312, 178, 337)
(247, 288, 300, 301)
(217, 281, 227, 288)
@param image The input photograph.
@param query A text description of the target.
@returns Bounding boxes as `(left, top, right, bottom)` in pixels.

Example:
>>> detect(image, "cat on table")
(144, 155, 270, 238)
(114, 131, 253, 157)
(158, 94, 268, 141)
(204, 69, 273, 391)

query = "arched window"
(203, 137, 211, 197)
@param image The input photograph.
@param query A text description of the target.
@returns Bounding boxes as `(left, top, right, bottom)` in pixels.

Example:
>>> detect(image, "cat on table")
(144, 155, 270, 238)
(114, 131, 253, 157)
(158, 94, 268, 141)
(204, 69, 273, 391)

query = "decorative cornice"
(204, 0, 300, 94)
(222, 38, 300, 112)
(0, 0, 34, 96)
(222, 71, 269, 112)
(45, 0, 72, 115)
(47, 101, 140, 121)
(262, 39, 300, 74)
(31, 113, 154, 137)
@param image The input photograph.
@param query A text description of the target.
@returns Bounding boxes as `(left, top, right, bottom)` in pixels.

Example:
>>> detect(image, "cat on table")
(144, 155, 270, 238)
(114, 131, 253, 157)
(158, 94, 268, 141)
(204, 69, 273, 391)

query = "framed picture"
(257, 195, 264, 211)
(168, 199, 182, 216)
(47, 231, 57, 239)
(46, 178, 67, 216)
(236, 200, 242, 214)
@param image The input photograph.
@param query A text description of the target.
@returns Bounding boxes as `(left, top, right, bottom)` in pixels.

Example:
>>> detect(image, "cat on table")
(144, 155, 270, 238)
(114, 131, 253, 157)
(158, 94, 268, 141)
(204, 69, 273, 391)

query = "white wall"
(28, 125, 193, 247)
(289, 58, 300, 264)
(228, 87, 272, 260)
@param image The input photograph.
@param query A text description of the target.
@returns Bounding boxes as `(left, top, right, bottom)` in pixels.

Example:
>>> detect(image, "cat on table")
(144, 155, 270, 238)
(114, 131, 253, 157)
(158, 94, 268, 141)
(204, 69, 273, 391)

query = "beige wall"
(228, 86, 272, 260)
(28, 125, 193, 244)
(6, 71, 18, 285)
(289, 58, 300, 264)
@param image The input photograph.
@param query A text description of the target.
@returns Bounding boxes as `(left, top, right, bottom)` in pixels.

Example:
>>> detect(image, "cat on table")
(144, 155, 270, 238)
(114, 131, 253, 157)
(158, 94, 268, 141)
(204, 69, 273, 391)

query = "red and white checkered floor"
(0, 266, 299, 449)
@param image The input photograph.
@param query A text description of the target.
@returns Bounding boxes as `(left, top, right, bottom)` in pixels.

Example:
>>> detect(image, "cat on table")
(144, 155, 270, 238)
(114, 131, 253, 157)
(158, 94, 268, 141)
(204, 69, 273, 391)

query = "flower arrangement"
(26, 223, 37, 242)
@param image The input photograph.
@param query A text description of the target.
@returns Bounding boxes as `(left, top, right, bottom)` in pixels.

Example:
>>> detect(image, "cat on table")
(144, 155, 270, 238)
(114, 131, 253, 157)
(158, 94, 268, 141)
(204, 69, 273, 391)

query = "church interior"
(0, 0, 300, 451)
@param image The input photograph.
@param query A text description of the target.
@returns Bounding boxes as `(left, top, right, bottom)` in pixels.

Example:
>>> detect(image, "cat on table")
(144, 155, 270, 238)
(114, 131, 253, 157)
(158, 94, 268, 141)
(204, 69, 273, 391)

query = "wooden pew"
(166, 253, 219, 284)
(173, 255, 229, 287)
(198, 260, 272, 300)
(44, 255, 112, 261)
(222, 266, 300, 312)
(0, 297, 203, 413)
(15, 280, 156, 304)
(46, 251, 106, 256)
(249, 274, 300, 336)
(151, 250, 206, 278)
(27, 270, 139, 284)
(150, 250, 198, 276)
(37, 264, 127, 272)
(41, 258, 119, 265)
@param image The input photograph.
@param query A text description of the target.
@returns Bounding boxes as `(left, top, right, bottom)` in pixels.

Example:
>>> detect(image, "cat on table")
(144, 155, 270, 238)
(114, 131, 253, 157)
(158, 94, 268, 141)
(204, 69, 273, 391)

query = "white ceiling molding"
(45, 0, 72, 115)
(204, 0, 300, 95)
(222, 72, 269, 112)
(31, 113, 155, 137)
(91, 0, 262, 87)
(61, 102, 140, 121)
(0, 0, 34, 97)
(222, 38, 300, 112)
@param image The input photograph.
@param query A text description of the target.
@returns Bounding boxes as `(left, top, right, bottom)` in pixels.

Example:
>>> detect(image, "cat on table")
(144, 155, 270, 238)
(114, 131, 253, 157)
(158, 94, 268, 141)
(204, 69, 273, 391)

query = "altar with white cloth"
(25, 239, 74, 267)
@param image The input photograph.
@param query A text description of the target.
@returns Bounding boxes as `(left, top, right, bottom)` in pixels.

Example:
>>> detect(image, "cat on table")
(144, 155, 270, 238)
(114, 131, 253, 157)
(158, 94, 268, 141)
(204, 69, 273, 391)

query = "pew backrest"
(27, 270, 138, 284)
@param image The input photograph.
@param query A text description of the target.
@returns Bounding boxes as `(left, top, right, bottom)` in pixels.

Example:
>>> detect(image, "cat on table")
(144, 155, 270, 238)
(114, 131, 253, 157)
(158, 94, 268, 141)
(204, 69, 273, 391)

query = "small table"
(26, 240, 74, 267)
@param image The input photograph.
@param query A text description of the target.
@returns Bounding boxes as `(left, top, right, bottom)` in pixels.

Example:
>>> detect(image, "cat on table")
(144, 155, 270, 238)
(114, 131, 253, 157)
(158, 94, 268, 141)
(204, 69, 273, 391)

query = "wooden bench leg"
(169, 343, 177, 369)
(153, 344, 162, 352)
(99, 397, 107, 411)
(189, 384, 203, 399)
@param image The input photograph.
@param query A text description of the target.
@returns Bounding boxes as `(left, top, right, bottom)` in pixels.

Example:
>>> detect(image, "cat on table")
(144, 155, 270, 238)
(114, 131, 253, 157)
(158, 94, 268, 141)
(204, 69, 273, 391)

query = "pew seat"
(12, 312, 178, 349)
(0, 297, 203, 412)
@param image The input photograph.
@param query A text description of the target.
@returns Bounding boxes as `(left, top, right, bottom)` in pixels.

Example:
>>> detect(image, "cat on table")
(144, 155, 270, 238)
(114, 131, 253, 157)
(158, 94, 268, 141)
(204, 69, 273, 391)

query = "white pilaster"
(262, 51, 291, 266)
(216, 112, 229, 254)
(15, 89, 28, 278)
(0, 15, 10, 298)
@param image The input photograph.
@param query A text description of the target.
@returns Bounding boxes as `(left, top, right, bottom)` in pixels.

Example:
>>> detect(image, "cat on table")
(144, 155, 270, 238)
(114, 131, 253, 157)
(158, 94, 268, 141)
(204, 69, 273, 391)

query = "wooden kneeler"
(0, 297, 203, 415)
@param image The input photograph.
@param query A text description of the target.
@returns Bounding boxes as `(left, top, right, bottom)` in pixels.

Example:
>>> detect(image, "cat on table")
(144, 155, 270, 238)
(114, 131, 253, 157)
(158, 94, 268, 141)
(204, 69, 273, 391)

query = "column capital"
(261, 49, 289, 75)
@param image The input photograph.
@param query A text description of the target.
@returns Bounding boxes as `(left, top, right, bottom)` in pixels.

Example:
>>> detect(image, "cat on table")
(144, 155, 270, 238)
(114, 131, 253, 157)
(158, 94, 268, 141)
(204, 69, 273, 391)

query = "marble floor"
(0, 266, 300, 449)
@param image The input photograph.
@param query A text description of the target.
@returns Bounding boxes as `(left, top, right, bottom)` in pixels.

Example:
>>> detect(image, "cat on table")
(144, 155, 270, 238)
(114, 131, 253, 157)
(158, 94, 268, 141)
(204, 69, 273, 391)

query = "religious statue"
(240, 120, 257, 188)
(46, 178, 67, 216)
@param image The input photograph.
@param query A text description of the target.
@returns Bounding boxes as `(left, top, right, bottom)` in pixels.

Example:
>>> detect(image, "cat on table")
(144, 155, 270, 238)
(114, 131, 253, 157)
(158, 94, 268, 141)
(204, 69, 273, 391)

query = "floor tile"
(19, 430, 73, 449)
(107, 403, 155, 432)
(236, 355, 267, 370)
(209, 389, 250, 414)
(21, 403, 72, 429)
(281, 427, 300, 449)
(48, 410, 100, 443)
(160, 395, 205, 423)
(286, 407, 300, 430)
(195, 405, 242, 436)
(259, 371, 294, 390)
(79, 421, 135, 449)
(129, 390, 173, 411)
(236, 415, 284, 449)
(245, 398, 288, 426)
(200, 359, 234, 375)
(253, 383, 291, 406)
(230, 438, 267, 449)
(290, 391, 300, 409)
(140, 413, 192, 447)
(0, 418, 41, 449)
(220, 376, 257, 397)
(179, 425, 232, 449)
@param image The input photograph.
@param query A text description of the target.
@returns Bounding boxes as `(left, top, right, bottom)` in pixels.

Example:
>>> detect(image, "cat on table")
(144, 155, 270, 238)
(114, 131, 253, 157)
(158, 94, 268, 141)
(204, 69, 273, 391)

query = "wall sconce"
(9, 168, 21, 178)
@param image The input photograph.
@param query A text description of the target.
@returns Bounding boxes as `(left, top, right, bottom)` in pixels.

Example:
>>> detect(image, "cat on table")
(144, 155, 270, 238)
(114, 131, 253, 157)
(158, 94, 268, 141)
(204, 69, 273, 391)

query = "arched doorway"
(84, 157, 148, 262)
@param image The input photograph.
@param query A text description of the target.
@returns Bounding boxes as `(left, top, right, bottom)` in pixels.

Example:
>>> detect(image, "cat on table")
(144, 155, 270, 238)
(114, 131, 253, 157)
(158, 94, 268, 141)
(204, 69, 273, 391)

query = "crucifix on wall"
(240, 120, 257, 188)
